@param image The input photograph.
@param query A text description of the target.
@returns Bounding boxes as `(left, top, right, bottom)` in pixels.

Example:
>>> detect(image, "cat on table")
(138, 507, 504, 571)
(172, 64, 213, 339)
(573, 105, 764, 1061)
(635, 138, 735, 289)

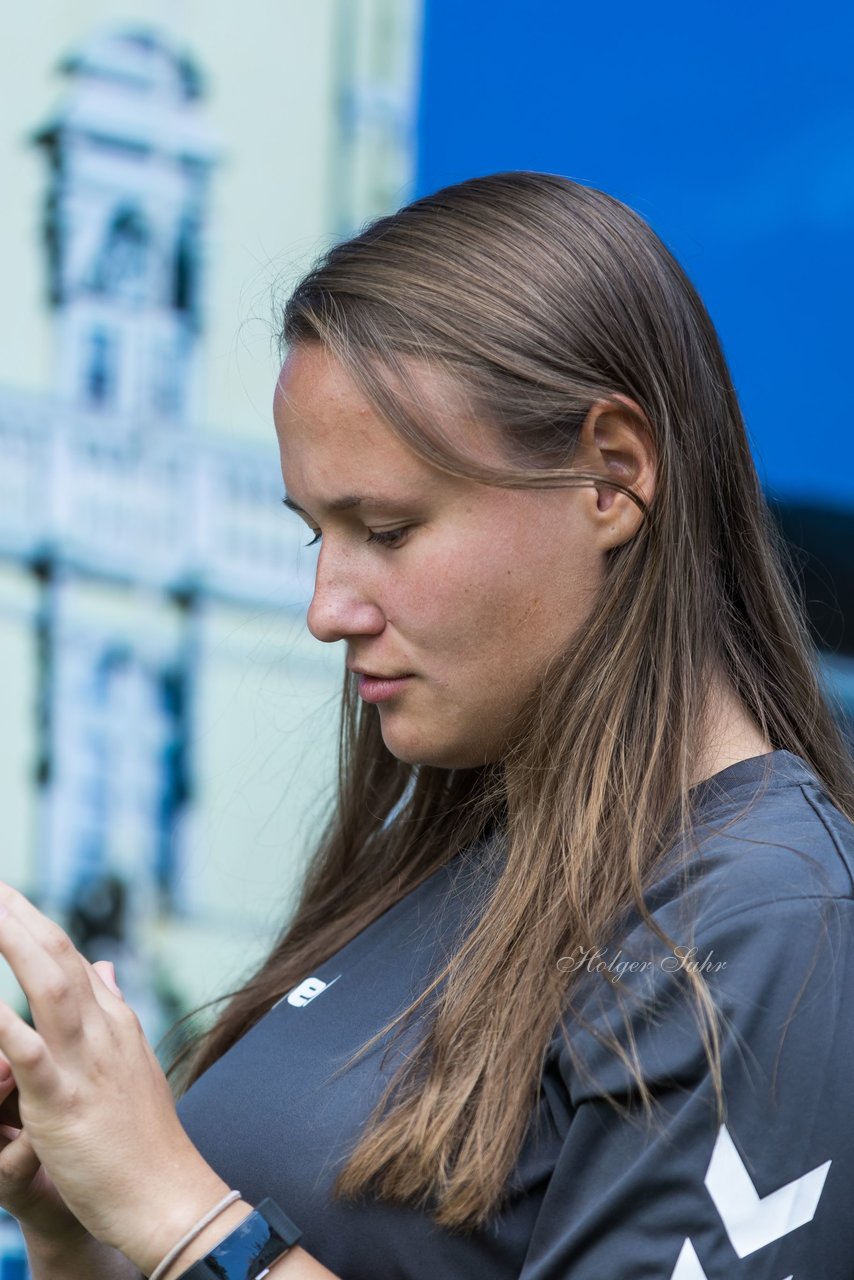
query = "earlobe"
(576, 397, 655, 550)
(596, 488, 646, 552)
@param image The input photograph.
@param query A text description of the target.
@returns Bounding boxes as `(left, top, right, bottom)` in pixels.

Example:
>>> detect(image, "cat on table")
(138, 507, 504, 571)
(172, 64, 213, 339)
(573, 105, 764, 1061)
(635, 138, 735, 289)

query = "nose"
(306, 544, 385, 643)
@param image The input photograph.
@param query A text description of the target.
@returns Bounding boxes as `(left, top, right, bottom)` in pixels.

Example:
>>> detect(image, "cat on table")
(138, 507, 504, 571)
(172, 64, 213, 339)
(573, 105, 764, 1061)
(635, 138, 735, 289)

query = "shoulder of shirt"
(640, 750, 854, 934)
(549, 754, 854, 1085)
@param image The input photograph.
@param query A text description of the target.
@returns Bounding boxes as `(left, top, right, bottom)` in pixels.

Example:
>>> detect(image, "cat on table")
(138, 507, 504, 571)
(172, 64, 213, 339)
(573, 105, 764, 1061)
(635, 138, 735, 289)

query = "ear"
(575, 395, 656, 549)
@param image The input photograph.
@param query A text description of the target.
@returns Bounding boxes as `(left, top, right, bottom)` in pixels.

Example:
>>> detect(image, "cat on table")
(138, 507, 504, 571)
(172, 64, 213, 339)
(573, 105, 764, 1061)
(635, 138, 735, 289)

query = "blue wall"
(416, 0, 854, 509)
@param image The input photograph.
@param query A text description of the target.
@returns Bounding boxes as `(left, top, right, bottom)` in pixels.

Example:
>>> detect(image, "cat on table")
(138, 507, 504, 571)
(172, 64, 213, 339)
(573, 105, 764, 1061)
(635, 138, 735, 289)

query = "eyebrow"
(282, 493, 413, 516)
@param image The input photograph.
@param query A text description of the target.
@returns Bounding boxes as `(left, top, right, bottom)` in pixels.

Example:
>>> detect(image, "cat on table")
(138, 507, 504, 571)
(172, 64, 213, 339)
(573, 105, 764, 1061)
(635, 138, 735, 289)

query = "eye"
(366, 526, 411, 549)
(300, 526, 412, 549)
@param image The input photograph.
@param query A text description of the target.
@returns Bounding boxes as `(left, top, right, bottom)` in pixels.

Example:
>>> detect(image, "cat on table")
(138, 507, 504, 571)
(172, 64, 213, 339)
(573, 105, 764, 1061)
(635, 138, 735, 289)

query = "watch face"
(203, 1211, 289, 1279)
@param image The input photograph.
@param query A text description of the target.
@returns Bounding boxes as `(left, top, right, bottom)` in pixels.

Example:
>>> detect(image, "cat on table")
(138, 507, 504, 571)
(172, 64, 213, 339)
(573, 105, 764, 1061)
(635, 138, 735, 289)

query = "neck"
(690, 673, 774, 788)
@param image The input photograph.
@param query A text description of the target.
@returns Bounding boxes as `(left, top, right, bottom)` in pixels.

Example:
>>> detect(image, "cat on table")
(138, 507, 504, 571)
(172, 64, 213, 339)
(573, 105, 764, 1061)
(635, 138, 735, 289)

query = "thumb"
(0, 1122, 42, 1187)
(92, 959, 124, 999)
(0, 1054, 17, 1119)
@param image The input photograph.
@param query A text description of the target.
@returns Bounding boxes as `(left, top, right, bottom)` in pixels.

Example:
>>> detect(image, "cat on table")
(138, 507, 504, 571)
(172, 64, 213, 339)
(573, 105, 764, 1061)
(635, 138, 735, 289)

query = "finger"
(0, 1052, 19, 1124)
(0, 907, 90, 1041)
(0, 883, 75, 947)
(0, 1060, 17, 1106)
(90, 959, 124, 1003)
(0, 999, 62, 1099)
(0, 1122, 41, 1187)
(0, 1083, 21, 1130)
(0, 886, 93, 1002)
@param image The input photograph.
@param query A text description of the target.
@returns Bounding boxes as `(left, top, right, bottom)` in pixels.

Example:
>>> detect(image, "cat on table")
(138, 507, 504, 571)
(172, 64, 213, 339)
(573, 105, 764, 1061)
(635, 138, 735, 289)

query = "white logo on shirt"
(670, 1239, 710, 1280)
(669, 1122, 829, 1278)
(670, 1242, 793, 1280)
(705, 1124, 830, 1256)
(284, 974, 340, 1008)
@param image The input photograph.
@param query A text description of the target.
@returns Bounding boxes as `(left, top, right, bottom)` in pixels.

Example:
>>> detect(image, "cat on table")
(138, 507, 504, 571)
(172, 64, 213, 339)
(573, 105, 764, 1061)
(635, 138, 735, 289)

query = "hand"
(0, 962, 112, 1249)
(0, 963, 122, 1249)
(0, 884, 231, 1275)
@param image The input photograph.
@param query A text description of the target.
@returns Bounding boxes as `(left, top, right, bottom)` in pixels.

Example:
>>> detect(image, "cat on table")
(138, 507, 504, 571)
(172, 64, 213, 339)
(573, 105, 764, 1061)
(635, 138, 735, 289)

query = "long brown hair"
(165, 172, 854, 1228)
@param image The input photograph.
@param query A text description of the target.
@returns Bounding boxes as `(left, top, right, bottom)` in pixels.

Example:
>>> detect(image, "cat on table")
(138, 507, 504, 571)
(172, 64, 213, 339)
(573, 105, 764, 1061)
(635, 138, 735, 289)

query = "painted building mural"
(2, 7, 847, 1275)
(0, 9, 421, 1272)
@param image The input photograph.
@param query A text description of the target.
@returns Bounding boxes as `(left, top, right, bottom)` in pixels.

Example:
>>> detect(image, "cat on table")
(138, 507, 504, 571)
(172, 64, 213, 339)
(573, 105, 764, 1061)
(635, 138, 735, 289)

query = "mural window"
(85, 325, 117, 407)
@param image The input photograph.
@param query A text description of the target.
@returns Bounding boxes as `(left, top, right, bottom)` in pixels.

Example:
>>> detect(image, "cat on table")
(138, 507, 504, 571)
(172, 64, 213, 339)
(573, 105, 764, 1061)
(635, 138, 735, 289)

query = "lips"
(348, 666, 412, 680)
(353, 672, 413, 705)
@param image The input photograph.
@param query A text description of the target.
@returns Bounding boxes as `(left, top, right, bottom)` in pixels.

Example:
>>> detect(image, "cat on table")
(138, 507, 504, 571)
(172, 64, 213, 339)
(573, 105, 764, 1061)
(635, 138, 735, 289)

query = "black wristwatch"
(177, 1198, 303, 1279)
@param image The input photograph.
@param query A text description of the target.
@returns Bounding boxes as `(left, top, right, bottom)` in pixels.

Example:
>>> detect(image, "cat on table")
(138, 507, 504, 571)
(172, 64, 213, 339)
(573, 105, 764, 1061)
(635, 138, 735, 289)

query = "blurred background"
(0, 0, 852, 1269)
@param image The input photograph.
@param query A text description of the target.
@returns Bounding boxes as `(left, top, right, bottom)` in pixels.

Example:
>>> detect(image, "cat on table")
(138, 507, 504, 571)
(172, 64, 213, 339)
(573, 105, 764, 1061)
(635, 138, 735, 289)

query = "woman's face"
(274, 344, 634, 769)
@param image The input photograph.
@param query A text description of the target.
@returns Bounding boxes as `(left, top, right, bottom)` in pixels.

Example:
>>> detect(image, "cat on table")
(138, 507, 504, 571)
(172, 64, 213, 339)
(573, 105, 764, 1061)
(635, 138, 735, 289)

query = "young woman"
(1, 171, 854, 1280)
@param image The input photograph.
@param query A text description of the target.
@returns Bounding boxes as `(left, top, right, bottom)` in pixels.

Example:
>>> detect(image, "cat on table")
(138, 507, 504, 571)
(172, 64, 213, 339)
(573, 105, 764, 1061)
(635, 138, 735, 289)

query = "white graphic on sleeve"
(669, 1122, 828, 1279)
(284, 974, 341, 1008)
(669, 1239, 793, 1280)
(704, 1124, 831, 1257)
(670, 1239, 709, 1279)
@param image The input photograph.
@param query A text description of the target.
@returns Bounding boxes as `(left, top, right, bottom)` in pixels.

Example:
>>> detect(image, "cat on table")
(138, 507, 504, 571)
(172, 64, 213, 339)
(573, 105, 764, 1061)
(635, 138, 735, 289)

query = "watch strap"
(177, 1198, 303, 1280)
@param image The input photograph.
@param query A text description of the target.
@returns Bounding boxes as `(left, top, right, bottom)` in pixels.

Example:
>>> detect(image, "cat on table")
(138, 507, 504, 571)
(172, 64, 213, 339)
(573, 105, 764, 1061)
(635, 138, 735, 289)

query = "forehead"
(274, 344, 396, 444)
(273, 345, 435, 491)
(273, 345, 513, 512)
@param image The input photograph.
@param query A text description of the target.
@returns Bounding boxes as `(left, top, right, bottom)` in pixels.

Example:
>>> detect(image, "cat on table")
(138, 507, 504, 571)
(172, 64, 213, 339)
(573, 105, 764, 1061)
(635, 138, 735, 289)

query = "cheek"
(467, 525, 599, 660)
(382, 538, 500, 651)
(380, 510, 598, 666)
(396, 535, 540, 655)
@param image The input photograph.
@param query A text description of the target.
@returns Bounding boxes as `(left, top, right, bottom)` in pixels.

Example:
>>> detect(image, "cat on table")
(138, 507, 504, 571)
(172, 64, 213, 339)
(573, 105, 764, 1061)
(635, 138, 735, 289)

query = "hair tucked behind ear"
(163, 172, 854, 1229)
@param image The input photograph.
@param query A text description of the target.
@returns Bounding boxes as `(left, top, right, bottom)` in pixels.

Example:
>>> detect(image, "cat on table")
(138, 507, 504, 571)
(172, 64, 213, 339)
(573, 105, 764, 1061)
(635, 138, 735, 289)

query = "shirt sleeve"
(518, 895, 854, 1280)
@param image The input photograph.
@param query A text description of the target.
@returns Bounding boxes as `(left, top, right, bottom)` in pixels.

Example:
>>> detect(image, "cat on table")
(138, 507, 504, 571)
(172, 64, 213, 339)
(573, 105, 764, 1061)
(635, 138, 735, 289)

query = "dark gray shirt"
(177, 750, 854, 1278)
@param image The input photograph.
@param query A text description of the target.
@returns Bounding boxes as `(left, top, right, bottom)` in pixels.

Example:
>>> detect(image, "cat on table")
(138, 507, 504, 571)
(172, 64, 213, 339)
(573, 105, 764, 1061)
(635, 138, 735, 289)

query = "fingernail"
(98, 963, 122, 995)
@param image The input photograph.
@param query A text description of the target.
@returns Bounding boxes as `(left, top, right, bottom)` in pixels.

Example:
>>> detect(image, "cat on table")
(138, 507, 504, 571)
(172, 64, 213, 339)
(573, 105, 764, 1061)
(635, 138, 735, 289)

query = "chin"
(379, 726, 493, 771)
